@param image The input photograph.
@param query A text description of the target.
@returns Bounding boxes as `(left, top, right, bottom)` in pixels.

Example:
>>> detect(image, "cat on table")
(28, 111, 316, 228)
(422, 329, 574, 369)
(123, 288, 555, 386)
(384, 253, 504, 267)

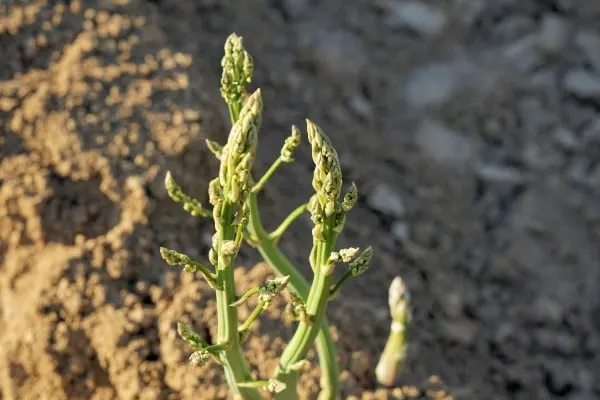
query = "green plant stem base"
(247, 193, 340, 400)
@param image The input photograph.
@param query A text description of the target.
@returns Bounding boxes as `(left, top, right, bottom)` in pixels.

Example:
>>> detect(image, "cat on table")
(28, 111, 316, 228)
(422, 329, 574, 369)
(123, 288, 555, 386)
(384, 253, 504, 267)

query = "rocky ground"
(1, 0, 599, 399)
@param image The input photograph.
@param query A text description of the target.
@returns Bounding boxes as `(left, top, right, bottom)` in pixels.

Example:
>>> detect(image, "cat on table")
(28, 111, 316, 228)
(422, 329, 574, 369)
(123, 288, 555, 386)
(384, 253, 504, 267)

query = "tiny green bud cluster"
(165, 172, 211, 217)
(348, 246, 373, 277)
(258, 275, 290, 306)
(189, 349, 212, 366)
(307, 120, 343, 219)
(329, 247, 360, 264)
(206, 139, 224, 160)
(177, 323, 224, 368)
(159, 247, 216, 285)
(177, 322, 209, 349)
(285, 292, 310, 325)
(160, 246, 190, 266)
(267, 379, 286, 394)
(280, 125, 301, 163)
(218, 90, 262, 207)
(220, 33, 253, 108)
(342, 182, 358, 212)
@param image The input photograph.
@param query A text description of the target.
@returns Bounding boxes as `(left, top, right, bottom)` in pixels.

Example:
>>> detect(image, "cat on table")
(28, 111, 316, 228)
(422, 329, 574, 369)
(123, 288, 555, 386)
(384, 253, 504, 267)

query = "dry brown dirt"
(1, 0, 599, 399)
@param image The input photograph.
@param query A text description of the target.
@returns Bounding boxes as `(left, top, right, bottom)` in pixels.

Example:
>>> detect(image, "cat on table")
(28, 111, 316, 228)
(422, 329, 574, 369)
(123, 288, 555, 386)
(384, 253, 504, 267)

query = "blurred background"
(1, 0, 599, 399)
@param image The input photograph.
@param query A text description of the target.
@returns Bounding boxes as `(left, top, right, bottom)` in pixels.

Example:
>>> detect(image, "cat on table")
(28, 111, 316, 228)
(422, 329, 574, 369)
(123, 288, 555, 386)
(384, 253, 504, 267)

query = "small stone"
(385, 1, 447, 36)
(518, 96, 555, 132)
(544, 361, 576, 396)
(530, 67, 559, 91)
(404, 59, 479, 107)
(563, 68, 600, 100)
(501, 35, 542, 72)
(494, 15, 535, 42)
(575, 30, 600, 74)
(553, 127, 580, 150)
(493, 323, 515, 343)
(476, 164, 525, 184)
(479, 303, 502, 323)
(391, 221, 409, 242)
(348, 94, 373, 120)
(567, 158, 589, 185)
(368, 184, 405, 217)
(537, 14, 570, 54)
(439, 292, 464, 319)
(536, 330, 578, 355)
(554, 332, 578, 356)
(530, 296, 564, 325)
(440, 319, 478, 346)
(415, 119, 476, 165)
(298, 26, 366, 78)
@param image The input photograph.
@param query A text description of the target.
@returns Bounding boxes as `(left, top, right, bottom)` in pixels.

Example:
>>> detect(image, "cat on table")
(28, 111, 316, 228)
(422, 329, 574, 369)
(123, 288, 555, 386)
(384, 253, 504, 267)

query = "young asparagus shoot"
(220, 32, 344, 399)
(209, 88, 264, 399)
(375, 276, 411, 386)
(271, 120, 372, 399)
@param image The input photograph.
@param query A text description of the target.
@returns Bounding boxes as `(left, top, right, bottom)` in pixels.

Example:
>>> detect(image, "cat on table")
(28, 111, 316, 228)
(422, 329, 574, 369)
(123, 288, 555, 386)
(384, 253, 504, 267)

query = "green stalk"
(252, 158, 284, 194)
(272, 216, 338, 400)
(374, 326, 407, 386)
(268, 203, 308, 243)
(239, 301, 265, 334)
(216, 203, 263, 400)
(247, 193, 340, 400)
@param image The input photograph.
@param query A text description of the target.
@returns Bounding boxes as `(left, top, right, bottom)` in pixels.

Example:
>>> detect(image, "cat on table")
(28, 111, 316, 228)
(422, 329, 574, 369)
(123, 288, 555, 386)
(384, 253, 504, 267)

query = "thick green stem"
(239, 301, 265, 334)
(268, 203, 308, 243)
(227, 100, 241, 125)
(374, 324, 407, 387)
(375, 277, 410, 387)
(246, 193, 340, 400)
(216, 203, 263, 400)
(273, 216, 337, 400)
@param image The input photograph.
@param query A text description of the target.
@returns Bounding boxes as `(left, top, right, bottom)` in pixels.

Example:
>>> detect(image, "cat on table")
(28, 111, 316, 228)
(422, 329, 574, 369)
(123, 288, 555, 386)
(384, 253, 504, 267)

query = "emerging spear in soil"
(375, 276, 411, 386)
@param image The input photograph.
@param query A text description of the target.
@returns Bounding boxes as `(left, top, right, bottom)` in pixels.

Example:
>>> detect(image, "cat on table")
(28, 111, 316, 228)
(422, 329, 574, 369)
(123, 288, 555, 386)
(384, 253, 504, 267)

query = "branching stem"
(247, 194, 340, 400)
(252, 157, 284, 194)
(268, 203, 308, 243)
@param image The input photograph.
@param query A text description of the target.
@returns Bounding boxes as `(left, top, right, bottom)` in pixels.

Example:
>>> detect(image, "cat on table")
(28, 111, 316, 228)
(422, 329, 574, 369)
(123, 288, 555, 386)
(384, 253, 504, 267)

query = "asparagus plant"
(160, 33, 410, 399)
(375, 276, 411, 387)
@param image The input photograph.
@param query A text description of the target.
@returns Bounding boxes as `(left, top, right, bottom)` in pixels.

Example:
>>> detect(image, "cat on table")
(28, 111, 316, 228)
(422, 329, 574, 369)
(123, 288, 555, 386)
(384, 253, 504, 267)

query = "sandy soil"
(1, 0, 599, 399)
